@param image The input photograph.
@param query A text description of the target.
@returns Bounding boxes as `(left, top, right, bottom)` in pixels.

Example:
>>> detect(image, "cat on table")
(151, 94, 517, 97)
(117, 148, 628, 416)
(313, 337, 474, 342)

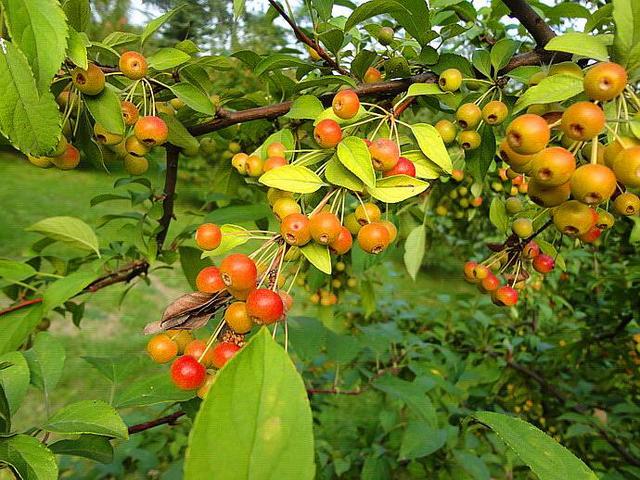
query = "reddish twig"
(128, 411, 186, 434)
(267, 0, 349, 76)
(0, 298, 43, 316)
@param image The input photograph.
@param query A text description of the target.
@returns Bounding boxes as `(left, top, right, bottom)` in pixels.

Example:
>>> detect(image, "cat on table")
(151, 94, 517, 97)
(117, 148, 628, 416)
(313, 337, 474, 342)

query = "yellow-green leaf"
(366, 175, 429, 203)
(201, 225, 250, 258)
(336, 136, 375, 188)
(300, 243, 332, 274)
(259, 165, 324, 194)
(325, 156, 364, 190)
(410, 123, 453, 173)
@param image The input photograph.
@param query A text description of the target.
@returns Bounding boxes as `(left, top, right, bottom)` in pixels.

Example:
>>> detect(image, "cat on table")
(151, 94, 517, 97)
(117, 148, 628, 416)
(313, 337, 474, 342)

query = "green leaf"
(403, 225, 426, 281)
(147, 48, 191, 70)
(141, 5, 184, 45)
(179, 246, 212, 290)
(102, 31, 139, 48)
(259, 165, 324, 193)
(49, 434, 113, 464)
(114, 372, 194, 408)
(325, 156, 364, 190)
(201, 225, 251, 258)
(0, 305, 44, 356)
(0, 352, 30, 415)
(466, 124, 496, 182)
(184, 329, 315, 480)
(473, 411, 598, 480)
(312, 0, 334, 20)
(3, 0, 68, 92)
(403, 150, 441, 180)
(612, 0, 640, 71)
(453, 451, 490, 480)
(472, 50, 492, 78)
(336, 136, 375, 188)
(0, 384, 11, 433)
(26, 216, 100, 256)
(373, 375, 436, 426)
(0, 41, 61, 155)
(351, 50, 377, 80)
(284, 95, 324, 120)
(0, 434, 58, 480)
(254, 54, 311, 76)
(42, 270, 96, 312)
(400, 422, 448, 460)
(45, 400, 128, 439)
(319, 29, 344, 55)
(83, 85, 125, 135)
(489, 198, 509, 234)
(63, 0, 91, 32)
(67, 28, 88, 69)
(233, 0, 245, 18)
(545, 33, 609, 61)
(82, 355, 144, 385)
(169, 83, 215, 115)
(300, 243, 331, 275)
(406, 83, 448, 97)
(410, 123, 453, 173)
(24, 332, 65, 396)
(0, 259, 36, 283)
(514, 74, 584, 113)
(367, 175, 429, 203)
(159, 112, 199, 150)
(491, 38, 519, 72)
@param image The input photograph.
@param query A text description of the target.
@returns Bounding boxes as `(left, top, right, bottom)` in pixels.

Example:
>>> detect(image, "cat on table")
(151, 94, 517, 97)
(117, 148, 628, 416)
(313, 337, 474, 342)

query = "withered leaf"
(161, 291, 216, 323)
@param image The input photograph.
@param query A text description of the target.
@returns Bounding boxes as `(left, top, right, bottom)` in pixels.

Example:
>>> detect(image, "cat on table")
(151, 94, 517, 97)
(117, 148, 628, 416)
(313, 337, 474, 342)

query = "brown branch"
(593, 314, 633, 341)
(128, 411, 186, 434)
(491, 352, 640, 467)
(156, 145, 180, 249)
(267, 0, 350, 76)
(0, 261, 149, 317)
(189, 73, 438, 136)
(501, 0, 556, 47)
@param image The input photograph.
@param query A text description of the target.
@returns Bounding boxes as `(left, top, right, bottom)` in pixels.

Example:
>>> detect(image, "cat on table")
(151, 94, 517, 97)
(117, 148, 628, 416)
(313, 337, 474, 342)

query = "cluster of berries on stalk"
(28, 51, 169, 175)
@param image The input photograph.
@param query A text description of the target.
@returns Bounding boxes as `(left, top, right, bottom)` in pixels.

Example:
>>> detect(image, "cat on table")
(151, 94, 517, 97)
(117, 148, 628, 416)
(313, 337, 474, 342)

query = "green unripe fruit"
(377, 27, 394, 45)
(439, 68, 463, 92)
(505, 196, 523, 214)
(512, 218, 533, 238)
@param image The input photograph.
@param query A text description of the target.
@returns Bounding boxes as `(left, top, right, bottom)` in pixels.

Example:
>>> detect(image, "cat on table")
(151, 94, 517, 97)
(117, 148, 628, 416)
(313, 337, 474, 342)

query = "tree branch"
(156, 145, 180, 249)
(501, 0, 556, 47)
(593, 314, 633, 341)
(0, 261, 149, 317)
(128, 411, 186, 434)
(267, 0, 350, 76)
(491, 352, 640, 467)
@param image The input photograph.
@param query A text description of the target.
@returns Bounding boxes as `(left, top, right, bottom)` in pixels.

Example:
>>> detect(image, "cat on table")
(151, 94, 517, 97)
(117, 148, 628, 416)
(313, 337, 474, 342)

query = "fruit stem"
(309, 188, 338, 216)
(199, 318, 226, 363)
(590, 135, 599, 165)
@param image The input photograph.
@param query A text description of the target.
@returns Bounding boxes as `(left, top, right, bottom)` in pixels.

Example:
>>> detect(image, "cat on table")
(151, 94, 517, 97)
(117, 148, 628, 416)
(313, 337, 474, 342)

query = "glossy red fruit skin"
(212, 342, 241, 369)
(219, 254, 258, 290)
(329, 227, 353, 255)
(195, 266, 225, 293)
(170, 356, 207, 390)
(246, 288, 284, 325)
(532, 254, 555, 273)
(368, 138, 400, 172)
(579, 226, 602, 244)
(479, 274, 500, 293)
(195, 223, 222, 251)
(313, 119, 342, 148)
(184, 339, 215, 367)
(134, 116, 169, 146)
(383, 157, 416, 177)
(492, 286, 519, 306)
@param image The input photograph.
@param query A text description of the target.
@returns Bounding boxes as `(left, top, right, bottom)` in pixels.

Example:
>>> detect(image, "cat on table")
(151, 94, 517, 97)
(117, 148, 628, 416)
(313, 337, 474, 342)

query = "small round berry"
(225, 302, 253, 334)
(560, 102, 605, 142)
(211, 342, 241, 369)
(583, 62, 628, 101)
(506, 114, 550, 155)
(329, 227, 353, 255)
(438, 68, 463, 92)
(355, 202, 381, 225)
(134, 116, 169, 147)
(280, 213, 312, 246)
(195, 266, 225, 293)
(532, 254, 555, 273)
(482, 100, 509, 126)
(195, 223, 222, 251)
(455, 103, 482, 130)
(170, 355, 206, 390)
(184, 339, 215, 367)
(147, 334, 178, 364)
(314, 119, 342, 148)
(332, 90, 360, 120)
(613, 192, 640, 216)
(220, 254, 258, 290)
(309, 211, 342, 245)
(357, 222, 390, 254)
(246, 288, 284, 325)
(368, 138, 400, 172)
(119, 51, 148, 80)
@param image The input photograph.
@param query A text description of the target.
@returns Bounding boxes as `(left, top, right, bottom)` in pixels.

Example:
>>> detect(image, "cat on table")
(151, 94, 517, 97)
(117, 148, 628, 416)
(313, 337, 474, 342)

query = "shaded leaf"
(0, 434, 57, 480)
(45, 400, 128, 439)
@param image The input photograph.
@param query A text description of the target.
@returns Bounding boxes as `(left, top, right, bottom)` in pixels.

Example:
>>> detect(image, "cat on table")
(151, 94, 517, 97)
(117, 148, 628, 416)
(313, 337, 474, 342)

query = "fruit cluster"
(28, 52, 170, 175)
(461, 61, 640, 305)
(434, 170, 483, 219)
